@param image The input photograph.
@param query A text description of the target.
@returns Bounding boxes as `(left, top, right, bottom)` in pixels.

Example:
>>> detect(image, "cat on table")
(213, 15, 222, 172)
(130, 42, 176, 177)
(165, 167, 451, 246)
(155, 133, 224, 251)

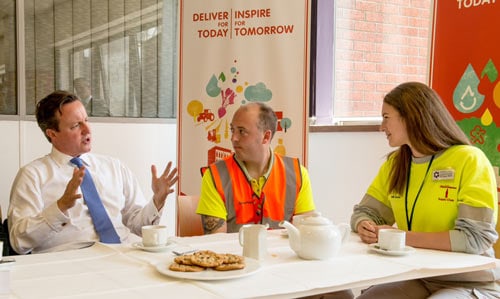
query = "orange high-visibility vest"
(208, 153, 302, 232)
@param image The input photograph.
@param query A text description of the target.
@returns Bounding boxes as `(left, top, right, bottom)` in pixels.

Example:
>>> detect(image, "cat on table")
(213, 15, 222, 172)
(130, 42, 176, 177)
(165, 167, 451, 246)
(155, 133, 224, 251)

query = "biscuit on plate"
(190, 250, 224, 268)
(174, 255, 194, 265)
(220, 253, 245, 264)
(214, 262, 246, 271)
(169, 262, 205, 272)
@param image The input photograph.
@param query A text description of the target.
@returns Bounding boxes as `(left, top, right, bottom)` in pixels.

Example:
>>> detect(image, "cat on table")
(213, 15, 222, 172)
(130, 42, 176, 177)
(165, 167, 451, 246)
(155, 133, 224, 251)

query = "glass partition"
(23, 0, 177, 118)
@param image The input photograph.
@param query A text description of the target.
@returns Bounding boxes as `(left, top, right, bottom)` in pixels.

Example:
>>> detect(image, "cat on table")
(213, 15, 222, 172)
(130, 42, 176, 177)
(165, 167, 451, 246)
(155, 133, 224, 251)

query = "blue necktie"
(71, 157, 121, 244)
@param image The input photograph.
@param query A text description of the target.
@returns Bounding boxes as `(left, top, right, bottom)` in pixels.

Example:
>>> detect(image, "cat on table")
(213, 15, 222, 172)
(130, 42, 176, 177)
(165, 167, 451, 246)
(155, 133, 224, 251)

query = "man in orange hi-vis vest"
(196, 102, 355, 299)
(196, 102, 317, 234)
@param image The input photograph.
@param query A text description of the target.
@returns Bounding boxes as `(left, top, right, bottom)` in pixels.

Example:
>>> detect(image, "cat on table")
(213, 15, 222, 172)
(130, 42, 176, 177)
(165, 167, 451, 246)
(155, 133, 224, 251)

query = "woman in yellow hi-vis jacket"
(352, 82, 499, 298)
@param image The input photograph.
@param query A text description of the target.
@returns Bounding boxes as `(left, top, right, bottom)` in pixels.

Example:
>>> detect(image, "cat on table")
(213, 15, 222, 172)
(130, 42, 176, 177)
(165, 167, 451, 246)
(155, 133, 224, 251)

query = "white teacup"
(378, 229, 405, 251)
(142, 225, 168, 247)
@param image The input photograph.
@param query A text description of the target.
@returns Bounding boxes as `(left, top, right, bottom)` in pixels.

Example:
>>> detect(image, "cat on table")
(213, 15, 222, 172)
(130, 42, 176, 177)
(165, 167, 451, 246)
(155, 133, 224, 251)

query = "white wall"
(0, 120, 391, 235)
(308, 132, 390, 224)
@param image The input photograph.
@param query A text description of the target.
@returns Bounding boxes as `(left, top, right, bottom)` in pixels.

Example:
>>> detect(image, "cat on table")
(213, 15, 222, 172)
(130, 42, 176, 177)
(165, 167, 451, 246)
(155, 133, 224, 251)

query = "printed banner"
(430, 0, 500, 183)
(177, 0, 311, 196)
(430, 0, 500, 255)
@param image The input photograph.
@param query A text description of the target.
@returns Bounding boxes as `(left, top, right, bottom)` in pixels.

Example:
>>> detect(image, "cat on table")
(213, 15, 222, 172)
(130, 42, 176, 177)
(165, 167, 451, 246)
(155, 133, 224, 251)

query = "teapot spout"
(279, 220, 301, 253)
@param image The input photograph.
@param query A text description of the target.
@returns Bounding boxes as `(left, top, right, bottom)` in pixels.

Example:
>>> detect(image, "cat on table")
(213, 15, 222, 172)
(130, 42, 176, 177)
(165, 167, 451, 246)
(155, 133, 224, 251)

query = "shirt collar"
(234, 148, 274, 181)
(50, 147, 90, 167)
(411, 149, 445, 164)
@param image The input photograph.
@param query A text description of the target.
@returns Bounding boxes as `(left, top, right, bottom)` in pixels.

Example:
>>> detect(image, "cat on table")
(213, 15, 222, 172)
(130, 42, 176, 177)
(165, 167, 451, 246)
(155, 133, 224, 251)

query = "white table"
(3, 230, 498, 299)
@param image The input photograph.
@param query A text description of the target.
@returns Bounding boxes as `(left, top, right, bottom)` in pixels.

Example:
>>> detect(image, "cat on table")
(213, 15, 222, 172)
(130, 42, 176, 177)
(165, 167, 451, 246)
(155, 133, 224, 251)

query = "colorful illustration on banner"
(452, 58, 500, 190)
(185, 60, 293, 166)
(274, 138, 286, 156)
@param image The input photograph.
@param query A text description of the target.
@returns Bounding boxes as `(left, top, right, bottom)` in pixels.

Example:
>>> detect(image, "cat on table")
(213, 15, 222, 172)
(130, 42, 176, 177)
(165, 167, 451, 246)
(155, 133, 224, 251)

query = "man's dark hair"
(255, 102, 278, 138)
(36, 90, 80, 143)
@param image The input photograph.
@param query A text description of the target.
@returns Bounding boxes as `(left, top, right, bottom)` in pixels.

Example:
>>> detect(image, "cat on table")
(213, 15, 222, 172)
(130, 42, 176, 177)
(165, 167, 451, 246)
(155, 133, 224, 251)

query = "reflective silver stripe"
(282, 156, 300, 222)
(212, 160, 235, 226)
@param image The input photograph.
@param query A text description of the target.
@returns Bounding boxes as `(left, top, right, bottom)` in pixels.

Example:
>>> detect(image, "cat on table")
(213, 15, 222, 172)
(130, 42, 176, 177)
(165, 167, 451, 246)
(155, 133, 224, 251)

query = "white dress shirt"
(8, 147, 162, 254)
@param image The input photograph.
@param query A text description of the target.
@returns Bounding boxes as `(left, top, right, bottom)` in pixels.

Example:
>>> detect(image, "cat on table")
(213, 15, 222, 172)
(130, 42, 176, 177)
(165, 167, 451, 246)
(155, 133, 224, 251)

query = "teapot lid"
(302, 215, 332, 226)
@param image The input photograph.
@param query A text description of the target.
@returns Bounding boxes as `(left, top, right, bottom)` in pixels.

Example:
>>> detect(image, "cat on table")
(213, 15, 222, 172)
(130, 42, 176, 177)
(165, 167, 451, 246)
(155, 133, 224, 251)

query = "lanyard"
(405, 155, 434, 231)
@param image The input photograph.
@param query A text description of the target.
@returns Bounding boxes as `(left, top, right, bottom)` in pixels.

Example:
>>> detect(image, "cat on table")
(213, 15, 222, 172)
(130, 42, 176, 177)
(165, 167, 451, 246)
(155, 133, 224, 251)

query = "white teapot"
(279, 215, 350, 260)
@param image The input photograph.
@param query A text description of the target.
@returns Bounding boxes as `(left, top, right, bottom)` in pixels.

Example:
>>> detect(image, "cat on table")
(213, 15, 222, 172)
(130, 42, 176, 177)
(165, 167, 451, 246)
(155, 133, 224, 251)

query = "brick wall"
(333, 0, 431, 118)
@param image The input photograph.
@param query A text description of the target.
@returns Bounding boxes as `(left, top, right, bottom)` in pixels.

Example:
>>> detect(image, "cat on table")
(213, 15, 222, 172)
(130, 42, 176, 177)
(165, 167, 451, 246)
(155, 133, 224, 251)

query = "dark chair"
(0, 219, 20, 256)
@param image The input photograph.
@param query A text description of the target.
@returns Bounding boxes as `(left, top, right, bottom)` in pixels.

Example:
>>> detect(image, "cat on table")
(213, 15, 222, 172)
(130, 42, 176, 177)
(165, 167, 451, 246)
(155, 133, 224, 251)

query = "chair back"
(176, 195, 204, 237)
(1, 218, 19, 255)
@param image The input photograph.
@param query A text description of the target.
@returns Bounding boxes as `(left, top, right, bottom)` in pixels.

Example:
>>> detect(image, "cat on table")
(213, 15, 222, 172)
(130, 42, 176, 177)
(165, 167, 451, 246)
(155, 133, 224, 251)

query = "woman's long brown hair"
(384, 82, 470, 194)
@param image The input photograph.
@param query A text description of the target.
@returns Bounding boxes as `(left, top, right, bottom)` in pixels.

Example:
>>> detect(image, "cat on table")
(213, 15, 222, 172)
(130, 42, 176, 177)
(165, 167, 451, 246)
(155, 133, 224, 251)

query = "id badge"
(432, 169, 455, 181)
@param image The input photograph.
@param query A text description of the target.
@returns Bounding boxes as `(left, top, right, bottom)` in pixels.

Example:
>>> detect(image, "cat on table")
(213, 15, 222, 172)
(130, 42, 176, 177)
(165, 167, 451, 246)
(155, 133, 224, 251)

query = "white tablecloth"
(5, 230, 497, 299)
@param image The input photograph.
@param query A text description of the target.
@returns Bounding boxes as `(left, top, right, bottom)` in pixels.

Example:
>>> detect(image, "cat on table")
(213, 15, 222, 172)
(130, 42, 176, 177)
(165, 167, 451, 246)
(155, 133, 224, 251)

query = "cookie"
(190, 250, 224, 268)
(169, 262, 205, 272)
(220, 253, 245, 264)
(174, 255, 194, 265)
(214, 262, 246, 271)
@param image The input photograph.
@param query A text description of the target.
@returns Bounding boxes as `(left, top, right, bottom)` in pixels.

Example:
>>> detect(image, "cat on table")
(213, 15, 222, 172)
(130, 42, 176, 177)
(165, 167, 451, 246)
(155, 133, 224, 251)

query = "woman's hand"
(357, 221, 394, 244)
(357, 220, 378, 244)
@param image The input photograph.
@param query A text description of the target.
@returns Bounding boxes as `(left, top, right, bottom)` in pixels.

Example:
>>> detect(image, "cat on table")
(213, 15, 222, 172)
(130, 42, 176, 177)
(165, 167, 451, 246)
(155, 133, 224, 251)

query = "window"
(0, 0, 16, 115)
(4, 0, 431, 121)
(311, 0, 432, 126)
(1, 0, 177, 118)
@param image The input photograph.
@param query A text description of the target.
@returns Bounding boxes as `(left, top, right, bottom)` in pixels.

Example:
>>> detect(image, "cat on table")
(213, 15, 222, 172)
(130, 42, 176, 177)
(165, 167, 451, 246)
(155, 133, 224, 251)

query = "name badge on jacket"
(432, 169, 455, 181)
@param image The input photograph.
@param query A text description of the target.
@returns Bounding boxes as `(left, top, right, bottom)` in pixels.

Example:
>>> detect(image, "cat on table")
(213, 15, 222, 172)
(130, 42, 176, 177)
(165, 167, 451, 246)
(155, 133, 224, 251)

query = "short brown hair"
(241, 102, 278, 138)
(36, 90, 80, 143)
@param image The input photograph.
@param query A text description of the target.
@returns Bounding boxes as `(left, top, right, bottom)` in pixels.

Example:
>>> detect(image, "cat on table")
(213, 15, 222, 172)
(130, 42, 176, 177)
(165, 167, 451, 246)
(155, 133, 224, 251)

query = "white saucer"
(368, 243, 416, 256)
(132, 241, 175, 252)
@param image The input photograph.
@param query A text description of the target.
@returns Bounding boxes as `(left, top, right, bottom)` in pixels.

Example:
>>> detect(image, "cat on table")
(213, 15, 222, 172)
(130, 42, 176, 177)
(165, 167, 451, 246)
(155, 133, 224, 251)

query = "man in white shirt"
(8, 90, 178, 254)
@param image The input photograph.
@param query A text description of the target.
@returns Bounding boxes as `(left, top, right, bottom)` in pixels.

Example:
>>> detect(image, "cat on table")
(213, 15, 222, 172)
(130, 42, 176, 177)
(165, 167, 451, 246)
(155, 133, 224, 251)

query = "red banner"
(430, 0, 500, 256)
(430, 0, 500, 171)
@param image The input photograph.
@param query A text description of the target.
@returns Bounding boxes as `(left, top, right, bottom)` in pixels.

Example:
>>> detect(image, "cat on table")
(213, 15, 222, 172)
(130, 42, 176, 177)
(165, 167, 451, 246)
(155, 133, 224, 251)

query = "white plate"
(132, 241, 176, 252)
(369, 243, 416, 256)
(155, 256, 261, 280)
